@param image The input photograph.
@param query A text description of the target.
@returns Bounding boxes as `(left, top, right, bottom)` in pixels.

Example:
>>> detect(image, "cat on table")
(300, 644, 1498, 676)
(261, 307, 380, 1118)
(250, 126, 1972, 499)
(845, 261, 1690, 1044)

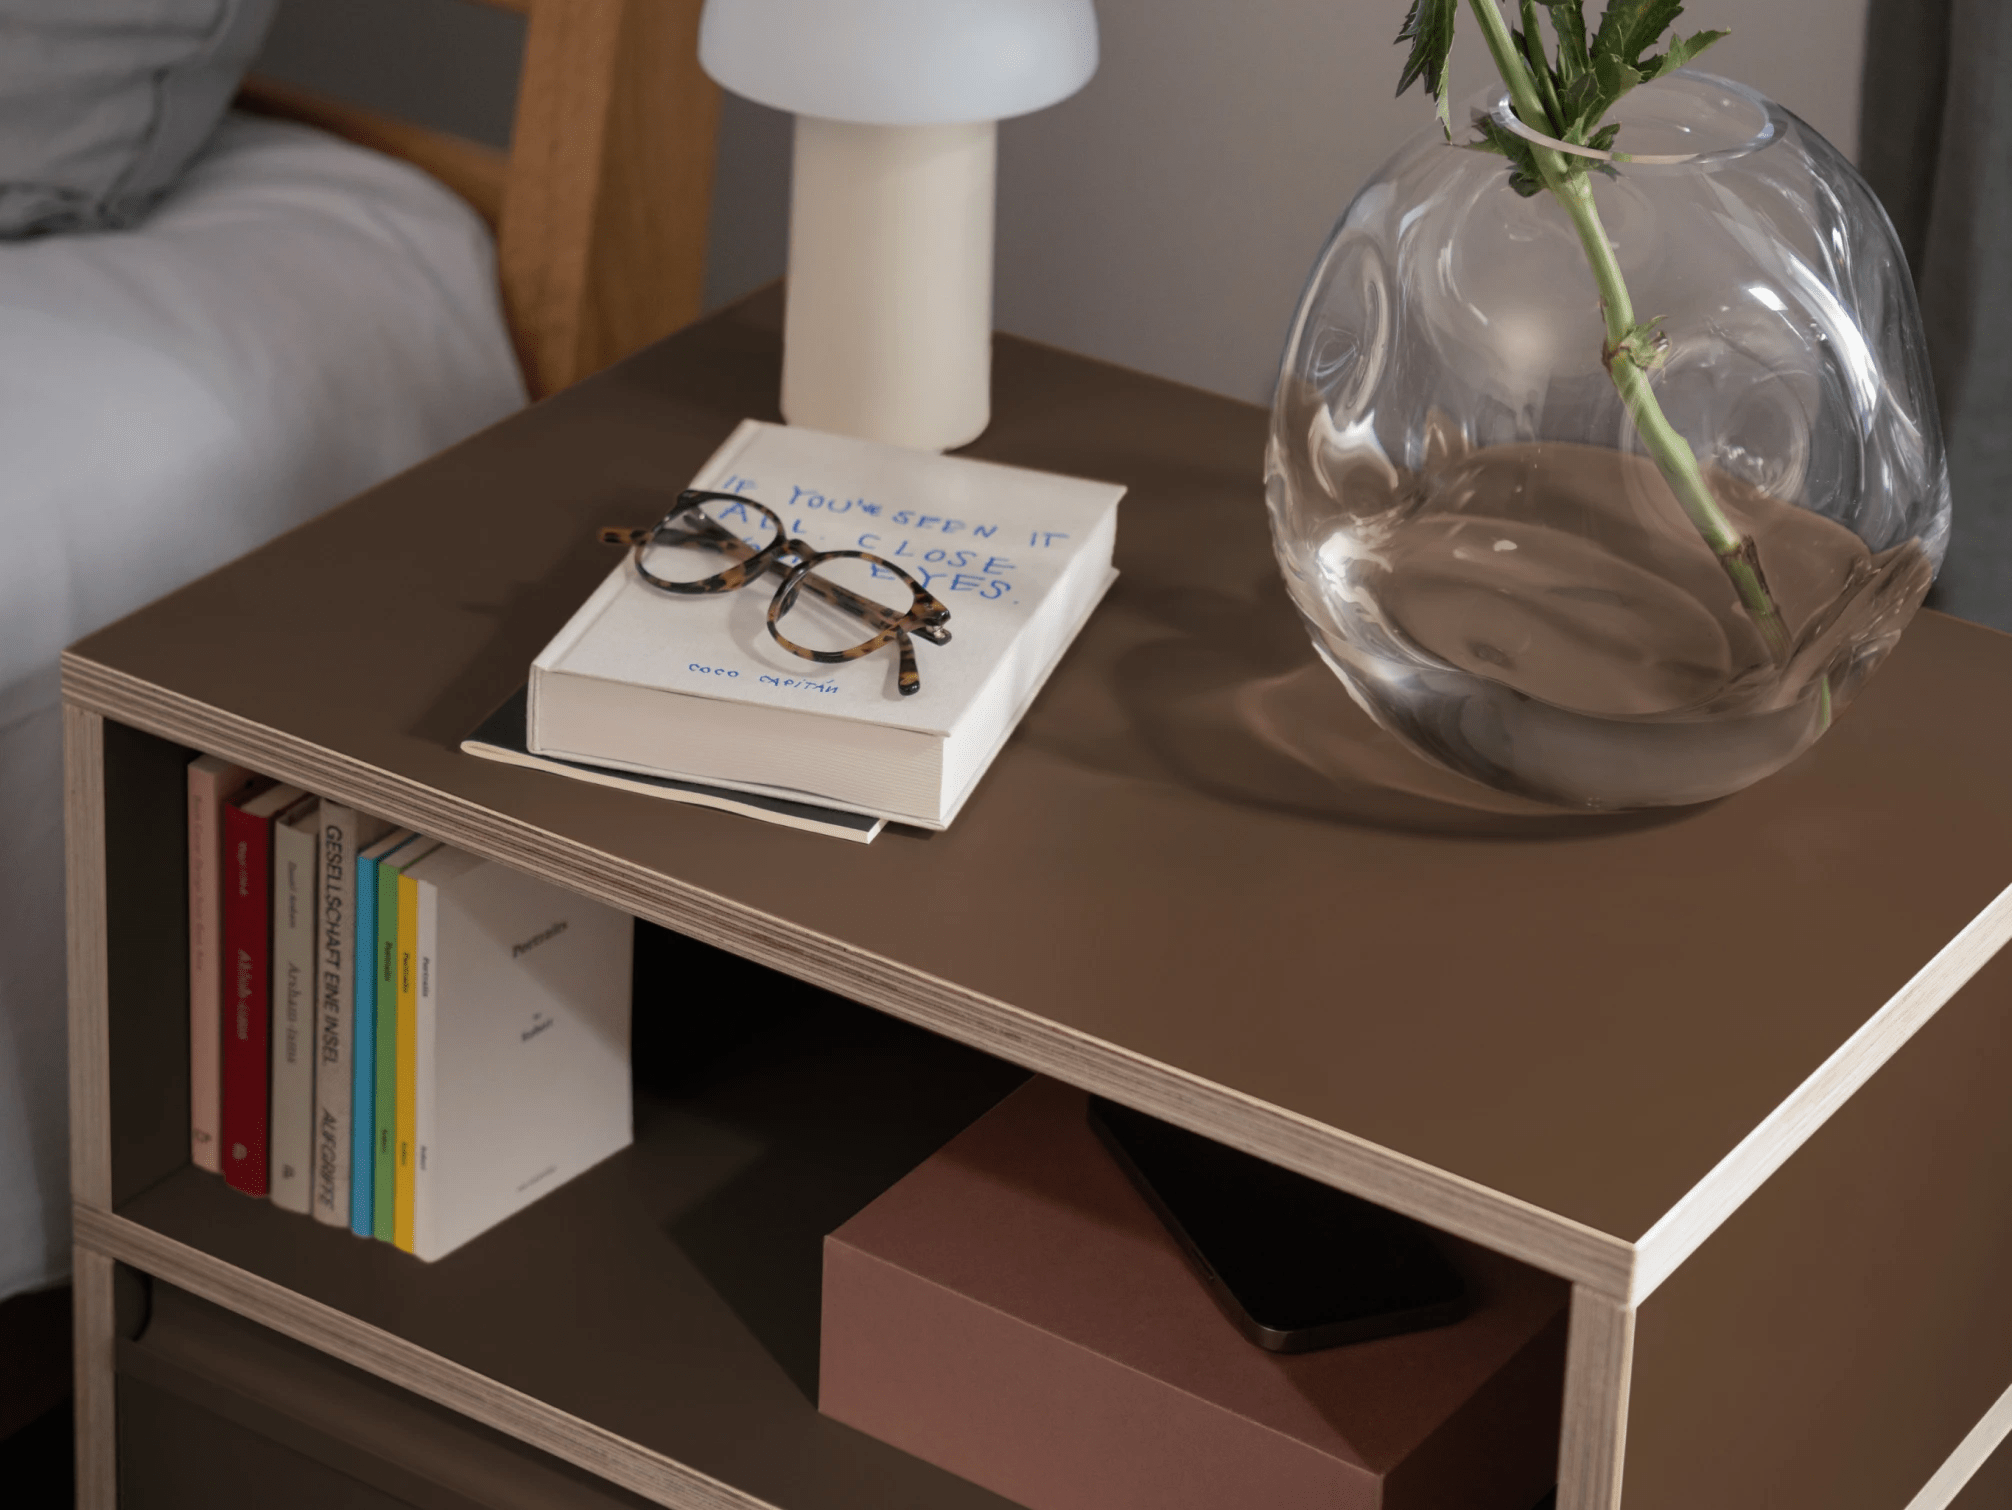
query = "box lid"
(827, 1077, 1569, 1474)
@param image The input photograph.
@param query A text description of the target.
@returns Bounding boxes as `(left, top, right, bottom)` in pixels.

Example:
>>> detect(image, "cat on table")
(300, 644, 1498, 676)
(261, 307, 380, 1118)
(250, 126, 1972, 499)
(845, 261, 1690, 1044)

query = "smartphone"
(1087, 1096, 1468, 1353)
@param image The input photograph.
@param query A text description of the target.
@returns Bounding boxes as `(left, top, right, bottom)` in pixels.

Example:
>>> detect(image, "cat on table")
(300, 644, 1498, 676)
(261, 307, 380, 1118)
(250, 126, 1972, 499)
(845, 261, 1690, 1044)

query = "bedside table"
(63, 290, 2012, 1510)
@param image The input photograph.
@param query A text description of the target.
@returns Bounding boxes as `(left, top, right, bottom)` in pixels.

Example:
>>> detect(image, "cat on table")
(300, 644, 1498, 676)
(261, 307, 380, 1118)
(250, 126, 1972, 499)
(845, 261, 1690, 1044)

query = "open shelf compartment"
(90, 715, 1570, 1510)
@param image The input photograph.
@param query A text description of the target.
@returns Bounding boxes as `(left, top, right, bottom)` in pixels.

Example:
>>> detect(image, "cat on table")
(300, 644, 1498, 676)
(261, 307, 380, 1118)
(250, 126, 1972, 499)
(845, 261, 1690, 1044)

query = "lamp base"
(781, 116, 995, 453)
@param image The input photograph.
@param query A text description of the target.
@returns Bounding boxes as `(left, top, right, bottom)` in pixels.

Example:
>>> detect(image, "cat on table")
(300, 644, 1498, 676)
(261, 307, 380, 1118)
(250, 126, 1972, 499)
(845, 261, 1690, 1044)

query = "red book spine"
(221, 801, 273, 1195)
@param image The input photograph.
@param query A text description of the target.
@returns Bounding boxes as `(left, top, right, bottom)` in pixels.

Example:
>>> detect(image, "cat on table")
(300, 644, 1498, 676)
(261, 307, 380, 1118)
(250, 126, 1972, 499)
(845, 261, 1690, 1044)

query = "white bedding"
(0, 113, 526, 1300)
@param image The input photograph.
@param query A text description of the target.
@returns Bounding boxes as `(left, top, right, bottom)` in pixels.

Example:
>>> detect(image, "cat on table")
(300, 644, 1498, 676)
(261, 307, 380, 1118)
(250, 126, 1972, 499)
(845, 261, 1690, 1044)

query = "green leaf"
(1396, 0, 1459, 131)
(1407, 1, 1726, 172)
(1546, 1, 1592, 81)
(1470, 114, 1548, 197)
(1555, 70, 1604, 140)
(1647, 26, 1728, 78)
(1549, 1, 1729, 148)
(1590, 44, 1635, 111)
(1593, 0, 1687, 67)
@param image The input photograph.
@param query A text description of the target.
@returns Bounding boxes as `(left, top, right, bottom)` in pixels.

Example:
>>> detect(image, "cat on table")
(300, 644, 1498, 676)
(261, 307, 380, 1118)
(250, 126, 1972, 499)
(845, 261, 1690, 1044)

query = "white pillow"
(0, 0, 276, 236)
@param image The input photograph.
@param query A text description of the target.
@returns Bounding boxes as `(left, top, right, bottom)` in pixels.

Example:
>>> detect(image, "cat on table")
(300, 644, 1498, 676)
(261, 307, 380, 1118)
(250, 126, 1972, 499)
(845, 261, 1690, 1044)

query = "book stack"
(185, 759, 634, 1261)
(517, 420, 1126, 832)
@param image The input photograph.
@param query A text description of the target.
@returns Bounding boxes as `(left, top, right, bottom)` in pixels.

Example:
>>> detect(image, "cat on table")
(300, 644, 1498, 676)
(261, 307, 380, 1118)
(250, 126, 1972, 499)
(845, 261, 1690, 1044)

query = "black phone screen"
(1087, 1096, 1468, 1353)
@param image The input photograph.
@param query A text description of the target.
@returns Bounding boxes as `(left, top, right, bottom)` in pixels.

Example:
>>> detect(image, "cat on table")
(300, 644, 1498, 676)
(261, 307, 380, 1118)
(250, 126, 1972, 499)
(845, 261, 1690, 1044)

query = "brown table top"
(68, 290, 2012, 1301)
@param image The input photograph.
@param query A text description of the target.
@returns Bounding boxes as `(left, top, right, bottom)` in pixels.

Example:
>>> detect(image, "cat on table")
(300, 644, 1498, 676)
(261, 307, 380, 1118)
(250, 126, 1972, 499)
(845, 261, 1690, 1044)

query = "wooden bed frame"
(238, 0, 720, 400)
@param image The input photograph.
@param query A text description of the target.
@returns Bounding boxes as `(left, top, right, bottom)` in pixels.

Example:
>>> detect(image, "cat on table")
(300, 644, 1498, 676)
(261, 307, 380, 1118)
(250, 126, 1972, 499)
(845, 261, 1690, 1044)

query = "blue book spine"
(349, 854, 379, 1235)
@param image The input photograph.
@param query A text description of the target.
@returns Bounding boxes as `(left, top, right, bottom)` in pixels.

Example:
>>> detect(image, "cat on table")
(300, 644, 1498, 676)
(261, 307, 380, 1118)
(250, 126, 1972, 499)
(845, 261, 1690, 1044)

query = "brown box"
(821, 1079, 1568, 1510)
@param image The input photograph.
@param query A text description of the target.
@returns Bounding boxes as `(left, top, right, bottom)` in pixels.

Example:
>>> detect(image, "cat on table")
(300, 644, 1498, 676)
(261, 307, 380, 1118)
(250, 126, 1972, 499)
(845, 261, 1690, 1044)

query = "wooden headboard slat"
(235, 0, 718, 399)
(236, 75, 509, 228)
(500, 0, 720, 395)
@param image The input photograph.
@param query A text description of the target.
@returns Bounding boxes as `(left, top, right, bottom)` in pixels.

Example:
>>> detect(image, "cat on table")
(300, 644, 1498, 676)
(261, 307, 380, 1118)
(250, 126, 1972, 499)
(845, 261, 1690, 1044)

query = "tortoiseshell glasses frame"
(600, 489, 952, 696)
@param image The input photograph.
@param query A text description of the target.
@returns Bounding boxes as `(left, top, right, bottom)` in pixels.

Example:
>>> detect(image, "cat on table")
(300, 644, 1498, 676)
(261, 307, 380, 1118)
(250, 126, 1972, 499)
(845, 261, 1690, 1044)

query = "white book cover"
(269, 796, 321, 1215)
(403, 845, 632, 1263)
(310, 805, 390, 1226)
(528, 419, 1124, 827)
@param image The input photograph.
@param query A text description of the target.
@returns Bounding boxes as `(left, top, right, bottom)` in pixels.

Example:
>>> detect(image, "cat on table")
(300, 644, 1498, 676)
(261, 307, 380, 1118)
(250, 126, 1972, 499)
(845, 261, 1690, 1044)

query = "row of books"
(186, 756, 634, 1261)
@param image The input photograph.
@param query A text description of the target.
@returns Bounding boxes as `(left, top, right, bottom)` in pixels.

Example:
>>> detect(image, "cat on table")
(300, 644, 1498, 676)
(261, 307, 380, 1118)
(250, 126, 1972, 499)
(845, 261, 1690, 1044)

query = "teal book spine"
(373, 858, 401, 1240)
(349, 854, 379, 1236)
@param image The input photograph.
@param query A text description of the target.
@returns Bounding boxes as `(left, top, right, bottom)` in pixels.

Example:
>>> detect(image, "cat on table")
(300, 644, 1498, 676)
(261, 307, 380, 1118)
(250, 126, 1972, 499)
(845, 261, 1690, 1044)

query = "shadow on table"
(1106, 577, 1705, 840)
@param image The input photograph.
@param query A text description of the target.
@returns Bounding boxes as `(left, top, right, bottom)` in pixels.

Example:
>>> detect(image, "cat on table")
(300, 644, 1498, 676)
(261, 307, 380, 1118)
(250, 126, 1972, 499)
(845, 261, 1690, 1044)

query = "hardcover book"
(186, 756, 254, 1173)
(402, 844, 633, 1262)
(462, 685, 885, 843)
(351, 827, 414, 1236)
(528, 420, 1124, 828)
(220, 782, 305, 1196)
(313, 806, 390, 1227)
(374, 835, 439, 1241)
(394, 860, 428, 1253)
(268, 797, 322, 1214)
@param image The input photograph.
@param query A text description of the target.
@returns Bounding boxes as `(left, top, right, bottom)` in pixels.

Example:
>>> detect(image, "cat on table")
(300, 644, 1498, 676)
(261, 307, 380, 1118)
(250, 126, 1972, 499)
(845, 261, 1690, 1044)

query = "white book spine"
(268, 811, 319, 1214)
(311, 804, 359, 1225)
(413, 874, 439, 1260)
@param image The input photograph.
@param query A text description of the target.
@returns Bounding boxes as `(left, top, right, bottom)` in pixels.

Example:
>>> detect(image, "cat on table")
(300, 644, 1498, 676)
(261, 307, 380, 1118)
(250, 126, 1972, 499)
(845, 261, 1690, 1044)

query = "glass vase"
(1265, 71, 1948, 810)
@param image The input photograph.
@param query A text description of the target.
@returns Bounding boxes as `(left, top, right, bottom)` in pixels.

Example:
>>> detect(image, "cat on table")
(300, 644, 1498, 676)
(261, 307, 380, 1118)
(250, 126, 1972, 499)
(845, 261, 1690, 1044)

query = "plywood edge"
(73, 1247, 117, 1510)
(60, 652, 1638, 1295)
(65, 704, 111, 1210)
(1632, 881, 2012, 1303)
(235, 75, 509, 228)
(1907, 1375, 2012, 1510)
(1557, 1286, 1635, 1510)
(75, 1206, 760, 1510)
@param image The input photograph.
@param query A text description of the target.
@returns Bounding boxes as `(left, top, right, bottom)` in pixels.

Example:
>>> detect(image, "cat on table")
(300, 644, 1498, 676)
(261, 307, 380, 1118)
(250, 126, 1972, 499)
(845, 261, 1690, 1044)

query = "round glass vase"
(1265, 72, 1949, 810)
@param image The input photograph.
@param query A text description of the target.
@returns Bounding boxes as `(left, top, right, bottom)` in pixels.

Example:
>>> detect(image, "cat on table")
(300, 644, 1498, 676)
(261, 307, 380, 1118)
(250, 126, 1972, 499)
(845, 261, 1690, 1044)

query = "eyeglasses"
(600, 490, 952, 696)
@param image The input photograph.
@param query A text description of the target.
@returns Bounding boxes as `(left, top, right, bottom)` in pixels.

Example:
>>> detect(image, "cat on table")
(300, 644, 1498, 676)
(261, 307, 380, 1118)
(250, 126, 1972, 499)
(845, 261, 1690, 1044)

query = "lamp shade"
(698, 0, 1099, 126)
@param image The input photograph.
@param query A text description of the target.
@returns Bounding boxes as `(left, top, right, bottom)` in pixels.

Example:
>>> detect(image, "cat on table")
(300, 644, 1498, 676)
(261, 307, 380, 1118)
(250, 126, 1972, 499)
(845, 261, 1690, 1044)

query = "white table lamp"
(700, 0, 1099, 452)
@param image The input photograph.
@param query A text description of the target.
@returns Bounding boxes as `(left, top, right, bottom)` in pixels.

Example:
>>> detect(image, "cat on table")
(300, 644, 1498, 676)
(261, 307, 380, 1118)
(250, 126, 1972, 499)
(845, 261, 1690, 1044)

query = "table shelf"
(101, 963, 1028, 1510)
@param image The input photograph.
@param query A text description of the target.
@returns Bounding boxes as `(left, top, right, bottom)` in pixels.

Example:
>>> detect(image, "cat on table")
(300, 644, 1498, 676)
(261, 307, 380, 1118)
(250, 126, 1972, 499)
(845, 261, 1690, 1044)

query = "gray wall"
(256, 0, 1870, 407)
(257, 0, 524, 148)
(994, 0, 1870, 404)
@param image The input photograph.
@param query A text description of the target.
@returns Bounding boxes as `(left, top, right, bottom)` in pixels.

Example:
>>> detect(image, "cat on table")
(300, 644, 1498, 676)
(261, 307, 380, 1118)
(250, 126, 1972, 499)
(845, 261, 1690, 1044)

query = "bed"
(0, 0, 720, 1307)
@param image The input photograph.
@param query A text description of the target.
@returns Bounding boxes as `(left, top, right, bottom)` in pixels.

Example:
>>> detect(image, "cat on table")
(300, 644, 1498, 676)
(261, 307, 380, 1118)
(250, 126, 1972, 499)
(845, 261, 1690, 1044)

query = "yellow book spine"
(394, 871, 420, 1253)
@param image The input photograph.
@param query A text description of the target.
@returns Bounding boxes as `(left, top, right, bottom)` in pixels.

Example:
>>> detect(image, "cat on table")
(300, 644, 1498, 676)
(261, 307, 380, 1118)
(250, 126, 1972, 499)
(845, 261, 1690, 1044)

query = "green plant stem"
(1465, 0, 1794, 663)
(1518, 0, 1566, 126)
